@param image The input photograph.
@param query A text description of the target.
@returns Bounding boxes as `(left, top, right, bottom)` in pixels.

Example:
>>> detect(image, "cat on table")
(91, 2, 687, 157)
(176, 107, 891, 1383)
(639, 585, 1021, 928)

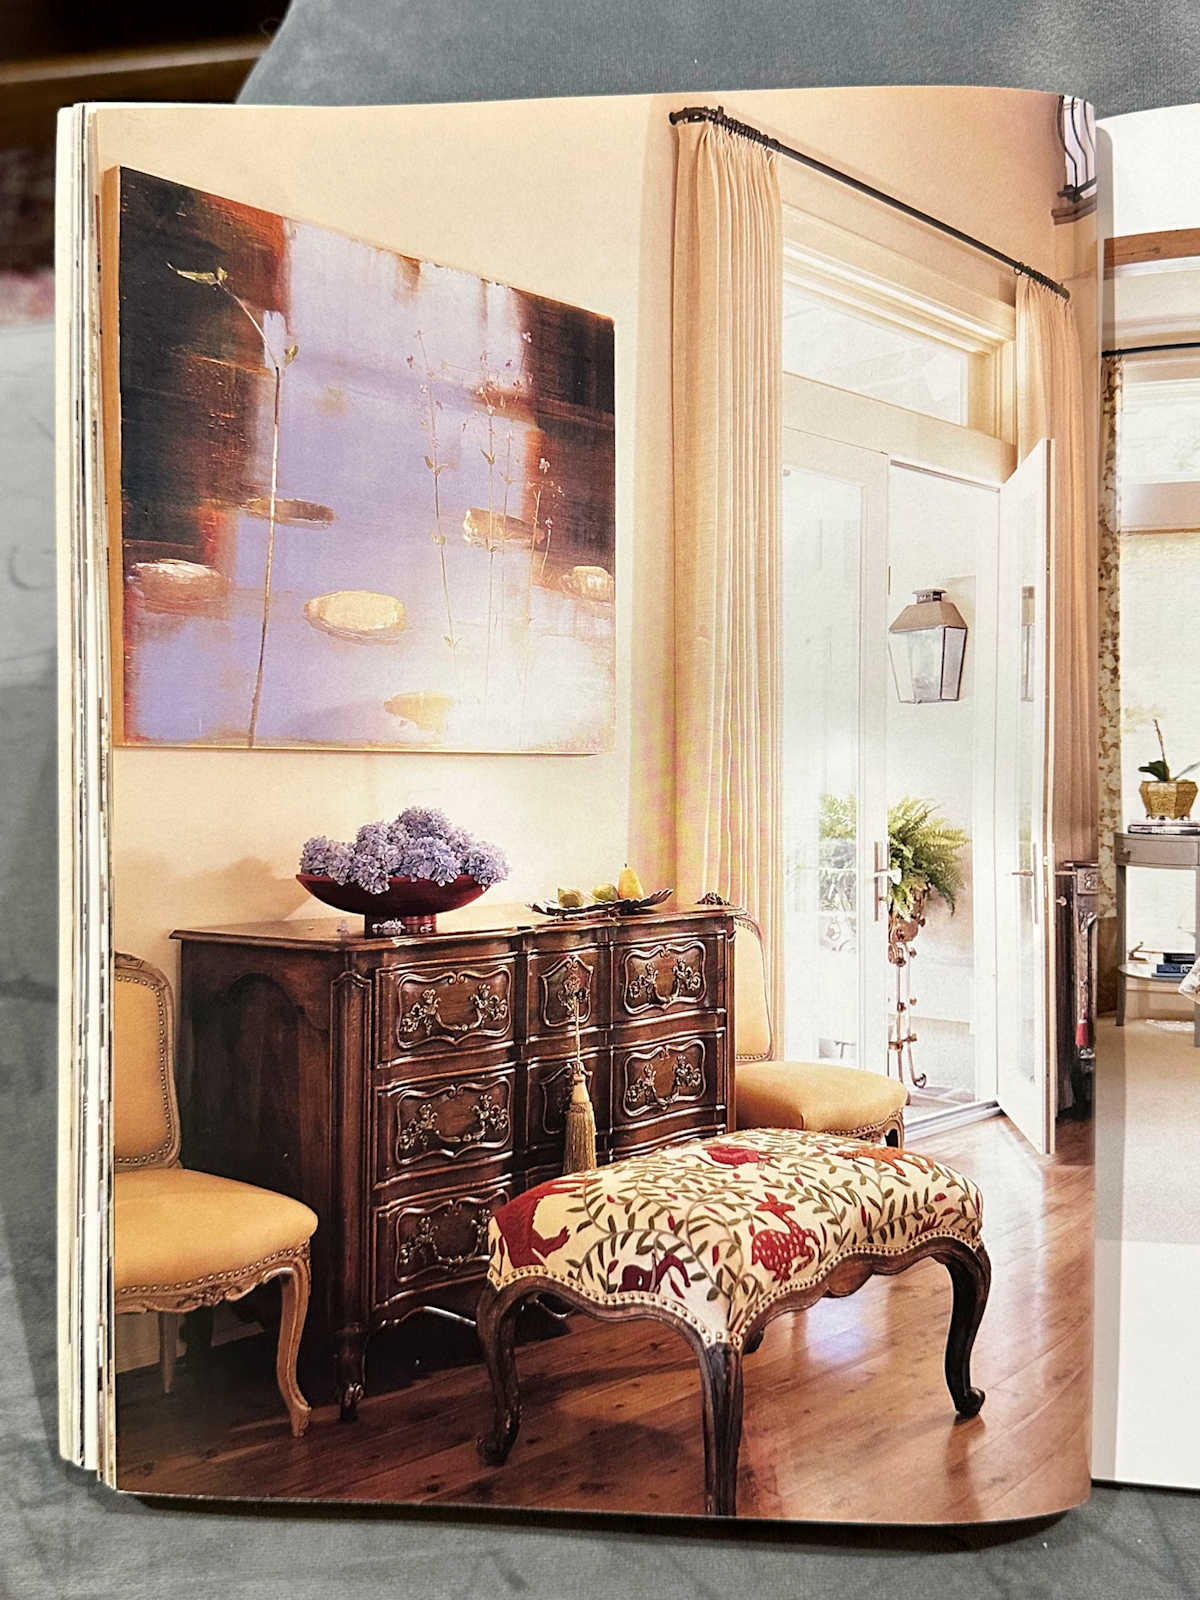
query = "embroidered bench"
(476, 1127, 990, 1516)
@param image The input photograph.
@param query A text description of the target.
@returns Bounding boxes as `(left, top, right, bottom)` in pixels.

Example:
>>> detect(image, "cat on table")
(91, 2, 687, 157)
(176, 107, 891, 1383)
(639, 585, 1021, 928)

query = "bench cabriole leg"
(477, 1281, 523, 1465)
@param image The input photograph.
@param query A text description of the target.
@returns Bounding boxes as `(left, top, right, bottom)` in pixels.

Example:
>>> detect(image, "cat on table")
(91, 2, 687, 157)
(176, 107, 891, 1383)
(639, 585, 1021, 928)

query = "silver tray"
(528, 887, 674, 918)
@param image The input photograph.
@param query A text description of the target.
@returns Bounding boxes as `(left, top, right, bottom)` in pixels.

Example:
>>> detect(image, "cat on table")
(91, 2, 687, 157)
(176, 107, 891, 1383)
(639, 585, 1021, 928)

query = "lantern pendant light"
(887, 588, 968, 703)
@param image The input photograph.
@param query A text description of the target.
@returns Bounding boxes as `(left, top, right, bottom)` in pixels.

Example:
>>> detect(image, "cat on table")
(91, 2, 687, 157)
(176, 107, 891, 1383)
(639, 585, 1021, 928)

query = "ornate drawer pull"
(394, 1200, 493, 1276)
(397, 979, 510, 1041)
(395, 1085, 510, 1159)
(552, 955, 592, 1025)
(625, 955, 703, 1009)
(624, 1048, 704, 1112)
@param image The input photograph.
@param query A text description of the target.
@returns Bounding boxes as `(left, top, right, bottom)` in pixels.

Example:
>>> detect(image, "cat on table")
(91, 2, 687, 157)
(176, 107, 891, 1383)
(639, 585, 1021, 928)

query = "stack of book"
(1155, 951, 1197, 979)
(1128, 818, 1200, 835)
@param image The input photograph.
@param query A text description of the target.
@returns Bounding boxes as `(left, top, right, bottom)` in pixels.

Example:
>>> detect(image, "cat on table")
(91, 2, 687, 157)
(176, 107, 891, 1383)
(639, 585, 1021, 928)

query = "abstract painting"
(111, 168, 615, 751)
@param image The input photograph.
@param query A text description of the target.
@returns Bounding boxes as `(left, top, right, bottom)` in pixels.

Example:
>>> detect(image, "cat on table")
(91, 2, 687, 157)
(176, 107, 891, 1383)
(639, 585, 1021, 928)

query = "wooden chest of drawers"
(172, 906, 733, 1414)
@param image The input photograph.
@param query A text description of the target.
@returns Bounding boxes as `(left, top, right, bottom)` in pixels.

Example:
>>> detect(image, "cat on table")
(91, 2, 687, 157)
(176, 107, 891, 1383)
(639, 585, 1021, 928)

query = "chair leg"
(697, 1342, 743, 1517)
(476, 1281, 523, 1465)
(275, 1252, 312, 1438)
(940, 1241, 990, 1419)
(157, 1312, 179, 1395)
(181, 1304, 214, 1366)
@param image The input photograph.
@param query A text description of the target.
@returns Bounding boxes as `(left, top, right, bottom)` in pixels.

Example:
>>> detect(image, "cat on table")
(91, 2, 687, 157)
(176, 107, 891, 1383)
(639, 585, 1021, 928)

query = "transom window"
(783, 283, 971, 425)
(781, 222, 1015, 445)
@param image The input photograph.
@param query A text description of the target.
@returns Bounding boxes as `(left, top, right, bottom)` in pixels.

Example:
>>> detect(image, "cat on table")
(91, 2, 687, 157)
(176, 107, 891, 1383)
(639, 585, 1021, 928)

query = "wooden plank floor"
(114, 1114, 1093, 1522)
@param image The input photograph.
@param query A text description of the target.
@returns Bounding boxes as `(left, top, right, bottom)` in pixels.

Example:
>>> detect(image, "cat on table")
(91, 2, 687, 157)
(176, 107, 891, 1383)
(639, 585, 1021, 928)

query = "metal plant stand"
(887, 897, 927, 1088)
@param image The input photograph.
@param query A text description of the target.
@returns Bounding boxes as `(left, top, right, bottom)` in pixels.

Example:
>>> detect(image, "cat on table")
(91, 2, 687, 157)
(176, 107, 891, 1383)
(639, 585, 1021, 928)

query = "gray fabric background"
(4, 2, 1200, 1593)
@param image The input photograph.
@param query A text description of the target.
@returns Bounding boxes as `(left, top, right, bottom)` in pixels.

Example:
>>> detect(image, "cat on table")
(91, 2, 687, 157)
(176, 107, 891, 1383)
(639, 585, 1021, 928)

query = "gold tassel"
(562, 1060, 597, 1173)
(561, 969, 597, 1173)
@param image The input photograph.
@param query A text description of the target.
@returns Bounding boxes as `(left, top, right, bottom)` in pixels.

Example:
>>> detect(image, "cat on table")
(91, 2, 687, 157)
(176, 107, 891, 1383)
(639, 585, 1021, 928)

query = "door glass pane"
(1015, 512, 1040, 1088)
(886, 467, 994, 1115)
(781, 466, 862, 1062)
(783, 284, 970, 425)
(999, 474, 1043, 1097)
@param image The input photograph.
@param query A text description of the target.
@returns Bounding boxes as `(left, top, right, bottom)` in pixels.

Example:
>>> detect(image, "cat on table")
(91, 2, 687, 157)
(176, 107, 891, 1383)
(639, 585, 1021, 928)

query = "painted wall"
(95, 97, 676, 978)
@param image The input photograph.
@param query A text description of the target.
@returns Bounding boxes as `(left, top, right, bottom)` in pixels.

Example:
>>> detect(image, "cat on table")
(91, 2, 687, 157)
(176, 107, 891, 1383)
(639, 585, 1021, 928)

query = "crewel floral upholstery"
(488, 1126, 983, 1347)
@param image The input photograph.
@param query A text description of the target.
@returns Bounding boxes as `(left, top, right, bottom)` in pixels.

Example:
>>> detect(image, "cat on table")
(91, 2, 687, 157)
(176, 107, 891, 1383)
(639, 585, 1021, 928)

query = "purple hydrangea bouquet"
(298, 807, 509, 935)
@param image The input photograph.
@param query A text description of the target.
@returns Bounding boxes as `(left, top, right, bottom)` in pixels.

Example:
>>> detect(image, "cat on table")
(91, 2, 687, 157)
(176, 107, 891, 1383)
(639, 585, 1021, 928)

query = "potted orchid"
(1139, 720, 1199, 820)
(299, 806, 509, 935)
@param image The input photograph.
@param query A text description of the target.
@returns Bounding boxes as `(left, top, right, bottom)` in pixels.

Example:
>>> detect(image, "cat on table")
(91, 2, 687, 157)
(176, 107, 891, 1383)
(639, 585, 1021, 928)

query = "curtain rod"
(668, 104, 1071, 302)
(1103, 341, 1200, 357)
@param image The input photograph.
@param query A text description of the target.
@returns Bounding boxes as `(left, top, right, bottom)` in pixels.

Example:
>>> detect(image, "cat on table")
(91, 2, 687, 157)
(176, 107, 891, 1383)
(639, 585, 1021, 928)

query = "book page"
(1093, 102, 1200, 1491)
(69, 86, 1098, 1520)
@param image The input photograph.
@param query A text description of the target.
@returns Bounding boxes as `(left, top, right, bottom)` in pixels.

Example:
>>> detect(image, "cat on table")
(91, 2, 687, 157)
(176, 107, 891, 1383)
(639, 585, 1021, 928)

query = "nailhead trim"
(489, 1228, 984, 1349)
(114, 960, 179, 1171)
(115, 1241, 312, 1303)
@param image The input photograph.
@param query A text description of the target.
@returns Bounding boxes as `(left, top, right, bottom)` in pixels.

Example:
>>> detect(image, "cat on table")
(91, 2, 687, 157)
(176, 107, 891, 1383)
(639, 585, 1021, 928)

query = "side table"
(1114, 830, 1200, 1047)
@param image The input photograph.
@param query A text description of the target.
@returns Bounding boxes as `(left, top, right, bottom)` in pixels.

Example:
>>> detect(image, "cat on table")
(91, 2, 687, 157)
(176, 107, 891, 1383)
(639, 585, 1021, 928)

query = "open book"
(54, 85, 1197, 1521)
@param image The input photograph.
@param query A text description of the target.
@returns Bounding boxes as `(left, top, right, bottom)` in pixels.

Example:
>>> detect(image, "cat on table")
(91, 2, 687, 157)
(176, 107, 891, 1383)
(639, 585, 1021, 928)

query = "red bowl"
(296, 872, 485, 935)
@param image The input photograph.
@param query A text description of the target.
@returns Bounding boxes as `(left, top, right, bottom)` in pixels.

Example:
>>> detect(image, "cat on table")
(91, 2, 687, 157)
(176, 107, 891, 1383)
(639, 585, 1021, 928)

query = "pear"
(617, 863, 645, 901)
(557, 887, 586, 908)
(592, 882, 619, 903)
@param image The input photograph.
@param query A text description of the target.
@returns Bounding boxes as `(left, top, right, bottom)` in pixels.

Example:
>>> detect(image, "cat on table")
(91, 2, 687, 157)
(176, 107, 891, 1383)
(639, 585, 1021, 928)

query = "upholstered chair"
(731, 913, 909, 1144)
(113, 952, 318, 1436)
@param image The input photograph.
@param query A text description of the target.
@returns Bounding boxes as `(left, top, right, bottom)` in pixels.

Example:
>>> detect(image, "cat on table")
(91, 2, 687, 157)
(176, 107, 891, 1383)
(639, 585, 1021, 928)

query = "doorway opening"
(779, 237, 1056, 1145)
(779, 441, 1033, 1128)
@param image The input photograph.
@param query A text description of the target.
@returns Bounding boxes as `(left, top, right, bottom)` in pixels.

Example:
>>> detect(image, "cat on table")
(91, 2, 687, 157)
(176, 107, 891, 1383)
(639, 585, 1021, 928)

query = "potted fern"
(817, 794, 968, 942)
(1138, 719, 1199, 820)
(887, 797, 969, 943)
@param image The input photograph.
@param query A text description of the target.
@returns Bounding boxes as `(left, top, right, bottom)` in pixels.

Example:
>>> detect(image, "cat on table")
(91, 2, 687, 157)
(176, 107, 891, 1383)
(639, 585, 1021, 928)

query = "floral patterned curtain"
(1097, 356, 1123, 919)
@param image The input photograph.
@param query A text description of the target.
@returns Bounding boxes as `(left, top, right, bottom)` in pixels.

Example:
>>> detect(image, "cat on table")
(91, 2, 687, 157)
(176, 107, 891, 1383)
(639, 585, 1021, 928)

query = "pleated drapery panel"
(1097, 356, 1123, 921)
(671, 119, 783, 1023)
(1017, 276, 1098, 870)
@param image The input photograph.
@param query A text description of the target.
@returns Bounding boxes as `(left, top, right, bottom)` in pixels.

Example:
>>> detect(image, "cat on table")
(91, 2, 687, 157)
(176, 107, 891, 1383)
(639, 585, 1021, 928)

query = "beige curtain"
(671, 120, 783, 1016)
(1097, 356, 1124, 921)
(1016, 276, 1097, 868)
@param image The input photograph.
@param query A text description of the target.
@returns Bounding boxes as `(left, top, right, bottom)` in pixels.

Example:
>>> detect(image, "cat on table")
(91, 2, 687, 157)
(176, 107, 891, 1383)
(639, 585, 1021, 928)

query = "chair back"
(113, 952, 181, 1169)
(732, 915, 774, 1062)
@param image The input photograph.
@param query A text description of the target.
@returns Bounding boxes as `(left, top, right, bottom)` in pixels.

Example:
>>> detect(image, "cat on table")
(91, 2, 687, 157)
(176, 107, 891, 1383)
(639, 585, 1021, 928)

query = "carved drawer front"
(527, 947, 608, 1037)
(617, 939, 709, 1017)
(377, 958, 515, 1061)
(374, 1181, 510, 1307)
(613, 1034, 714, 1125)
(524, 1047, 612, 1147)
(374, 1069, 514, 1184)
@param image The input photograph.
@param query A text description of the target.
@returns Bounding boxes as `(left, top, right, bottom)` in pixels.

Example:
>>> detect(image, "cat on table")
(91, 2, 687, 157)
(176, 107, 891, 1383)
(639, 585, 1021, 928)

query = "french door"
(994, 440, 1056, 1154)
(780, 425, 1057, 1154)
(779, 428, 890, 1071)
